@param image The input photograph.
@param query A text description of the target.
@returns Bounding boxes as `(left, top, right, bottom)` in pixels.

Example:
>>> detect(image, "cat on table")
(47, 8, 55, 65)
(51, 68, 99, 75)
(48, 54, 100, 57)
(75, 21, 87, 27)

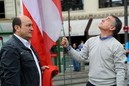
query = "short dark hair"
(12, 17, 21, 33)
(111, 15, 122, 35)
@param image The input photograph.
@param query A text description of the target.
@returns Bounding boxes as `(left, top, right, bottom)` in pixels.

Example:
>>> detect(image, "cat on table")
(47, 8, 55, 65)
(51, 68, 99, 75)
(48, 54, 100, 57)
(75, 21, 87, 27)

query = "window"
(0, 0, 5, 18)
(61, 0, 84, 11)
(99, 0, 128, 8)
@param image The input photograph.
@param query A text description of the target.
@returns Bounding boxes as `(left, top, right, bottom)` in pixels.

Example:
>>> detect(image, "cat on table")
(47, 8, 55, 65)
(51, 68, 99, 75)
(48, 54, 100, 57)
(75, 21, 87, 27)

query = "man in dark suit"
(0, 15, 49, 86)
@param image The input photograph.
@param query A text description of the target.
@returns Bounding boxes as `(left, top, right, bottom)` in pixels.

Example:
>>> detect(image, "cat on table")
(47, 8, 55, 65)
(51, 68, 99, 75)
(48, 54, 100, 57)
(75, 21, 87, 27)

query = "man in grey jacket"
(61, 15, 126, 86)
(0, 15, 49, 86)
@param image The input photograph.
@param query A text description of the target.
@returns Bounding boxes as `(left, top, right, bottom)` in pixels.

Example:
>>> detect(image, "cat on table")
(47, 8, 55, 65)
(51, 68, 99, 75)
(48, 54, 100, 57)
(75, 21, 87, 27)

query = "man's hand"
(126, 50, 129, 54)
(61, 37, 69, 48)
(41, 66, 49, 71)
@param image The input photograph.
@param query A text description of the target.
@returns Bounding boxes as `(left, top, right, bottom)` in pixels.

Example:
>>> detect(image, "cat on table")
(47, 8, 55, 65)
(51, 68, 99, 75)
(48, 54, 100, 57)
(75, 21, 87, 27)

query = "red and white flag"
(21, 0, 62, 86)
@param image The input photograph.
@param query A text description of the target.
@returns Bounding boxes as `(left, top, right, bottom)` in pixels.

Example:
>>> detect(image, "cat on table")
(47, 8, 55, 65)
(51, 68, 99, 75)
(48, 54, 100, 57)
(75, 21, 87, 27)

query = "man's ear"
(14, 25, 20, 32)
(110, 26, 116, 31)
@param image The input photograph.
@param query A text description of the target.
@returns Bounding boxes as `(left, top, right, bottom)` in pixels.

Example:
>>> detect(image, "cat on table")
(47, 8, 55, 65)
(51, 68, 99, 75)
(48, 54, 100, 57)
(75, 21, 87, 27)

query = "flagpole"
(68, 3, 71, 45)
(60, 22, 67, 85)
(67, 1, 73, 86)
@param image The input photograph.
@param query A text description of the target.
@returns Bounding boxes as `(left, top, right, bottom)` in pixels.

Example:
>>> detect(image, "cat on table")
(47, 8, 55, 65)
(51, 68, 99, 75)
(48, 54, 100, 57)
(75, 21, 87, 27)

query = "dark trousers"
(86, 81, 94, 86)
(86, 81, 116, 86)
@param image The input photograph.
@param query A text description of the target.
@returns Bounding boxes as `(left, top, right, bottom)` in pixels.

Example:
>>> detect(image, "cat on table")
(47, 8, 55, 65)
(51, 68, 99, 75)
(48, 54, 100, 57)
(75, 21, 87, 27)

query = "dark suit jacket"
(0, 35, 41, 86)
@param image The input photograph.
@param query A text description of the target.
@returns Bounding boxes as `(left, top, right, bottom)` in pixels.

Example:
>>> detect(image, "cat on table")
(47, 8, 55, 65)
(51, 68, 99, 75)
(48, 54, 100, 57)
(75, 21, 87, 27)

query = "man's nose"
(102, 18, 105, 22)
(30, 26, 34, 30)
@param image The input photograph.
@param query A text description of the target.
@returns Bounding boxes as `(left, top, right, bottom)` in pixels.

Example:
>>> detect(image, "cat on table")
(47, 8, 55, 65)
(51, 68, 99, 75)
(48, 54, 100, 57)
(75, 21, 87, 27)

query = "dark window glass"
(0, 1, 5, 18)
(61, 0, 84, 11)
(99, 0, 128, 8)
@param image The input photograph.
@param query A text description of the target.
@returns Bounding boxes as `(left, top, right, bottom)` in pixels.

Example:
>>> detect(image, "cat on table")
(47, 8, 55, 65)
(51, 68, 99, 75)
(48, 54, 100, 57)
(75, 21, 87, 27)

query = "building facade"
(0, 0, 128, 46)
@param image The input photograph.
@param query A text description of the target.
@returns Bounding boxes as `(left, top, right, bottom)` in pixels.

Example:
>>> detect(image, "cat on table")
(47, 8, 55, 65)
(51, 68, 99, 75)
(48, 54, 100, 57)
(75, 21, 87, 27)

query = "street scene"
(0, 0, 129, 86)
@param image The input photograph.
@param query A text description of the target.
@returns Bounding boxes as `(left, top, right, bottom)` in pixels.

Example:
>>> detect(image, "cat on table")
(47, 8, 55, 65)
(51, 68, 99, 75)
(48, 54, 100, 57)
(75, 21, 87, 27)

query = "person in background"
(61, 15, 126, 86)
(78, 40, 85, 70)
(72, 43, 80, 72)
(78, 40, 84, 50)
(0, 15, 49, 86)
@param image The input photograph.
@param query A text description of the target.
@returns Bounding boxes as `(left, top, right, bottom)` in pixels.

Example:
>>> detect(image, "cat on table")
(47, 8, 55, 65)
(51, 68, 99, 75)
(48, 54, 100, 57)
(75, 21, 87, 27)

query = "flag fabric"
(22, 0, 62, 86)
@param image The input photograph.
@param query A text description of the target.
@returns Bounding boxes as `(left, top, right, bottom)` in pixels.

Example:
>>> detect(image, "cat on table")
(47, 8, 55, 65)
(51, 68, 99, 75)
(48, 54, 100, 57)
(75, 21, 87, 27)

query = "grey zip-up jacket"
(0, 35, 41, 86)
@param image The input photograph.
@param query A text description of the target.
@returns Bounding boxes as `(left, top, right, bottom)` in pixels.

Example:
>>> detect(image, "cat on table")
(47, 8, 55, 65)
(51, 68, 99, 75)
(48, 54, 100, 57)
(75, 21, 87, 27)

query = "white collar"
(14, 34, 31, 48)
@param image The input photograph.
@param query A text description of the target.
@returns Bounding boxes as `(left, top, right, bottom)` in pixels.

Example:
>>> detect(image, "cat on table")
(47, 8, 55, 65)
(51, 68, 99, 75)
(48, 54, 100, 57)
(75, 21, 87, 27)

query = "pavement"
(53, 65, 129, 86)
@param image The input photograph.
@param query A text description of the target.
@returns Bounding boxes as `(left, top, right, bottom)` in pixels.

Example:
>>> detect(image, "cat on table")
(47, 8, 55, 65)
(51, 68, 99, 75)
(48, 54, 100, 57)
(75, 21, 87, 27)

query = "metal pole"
(67, 1, 73, 86)
(123, 0, 128, 85)
(68, 4, 71, 45)
(57, 39, 61, 72)
(14, 0, 17, 16)
(63, 48, 66, 85)
(124, 0, 128, 26)
(124, 0, 128, 42)
(61, 22, 67, 85)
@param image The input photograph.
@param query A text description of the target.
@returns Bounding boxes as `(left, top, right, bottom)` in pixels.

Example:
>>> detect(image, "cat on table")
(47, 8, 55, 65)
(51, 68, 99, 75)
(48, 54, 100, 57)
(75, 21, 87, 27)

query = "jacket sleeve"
(0, 45, 21, 86)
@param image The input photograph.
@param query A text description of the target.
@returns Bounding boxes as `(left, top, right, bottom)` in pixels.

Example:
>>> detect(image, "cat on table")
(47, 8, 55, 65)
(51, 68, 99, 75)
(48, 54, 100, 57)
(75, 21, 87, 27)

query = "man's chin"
(27, 36, 32, 40)
(29, 35, 32, 38)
